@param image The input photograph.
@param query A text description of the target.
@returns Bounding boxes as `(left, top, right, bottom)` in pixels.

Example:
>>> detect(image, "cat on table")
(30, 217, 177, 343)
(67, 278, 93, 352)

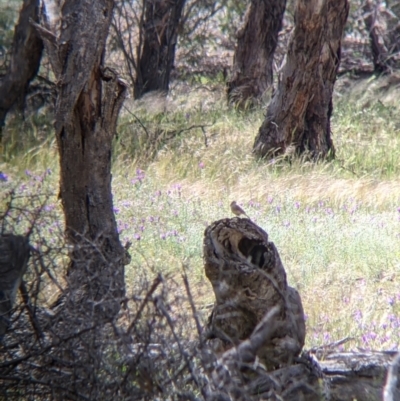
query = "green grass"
(1, 75, 400, 351)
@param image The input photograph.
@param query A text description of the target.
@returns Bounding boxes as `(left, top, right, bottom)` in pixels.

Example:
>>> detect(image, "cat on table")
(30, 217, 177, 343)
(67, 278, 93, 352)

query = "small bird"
(230, 201, 250, 219)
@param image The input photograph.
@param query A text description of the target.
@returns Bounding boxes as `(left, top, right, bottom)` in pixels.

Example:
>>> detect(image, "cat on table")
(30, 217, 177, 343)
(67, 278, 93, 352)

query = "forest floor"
(1, 73, 400, 350)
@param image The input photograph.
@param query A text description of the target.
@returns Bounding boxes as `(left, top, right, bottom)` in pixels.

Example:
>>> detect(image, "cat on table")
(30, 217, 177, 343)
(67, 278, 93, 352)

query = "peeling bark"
(253, 0, 349, 160)
(227, 0, 286, 108)
(36, 0, 129, 319)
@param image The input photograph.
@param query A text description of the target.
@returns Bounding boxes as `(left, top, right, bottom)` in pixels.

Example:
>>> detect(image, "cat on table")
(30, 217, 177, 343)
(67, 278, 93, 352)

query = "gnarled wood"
(36, 0, 129, 320)
(203, 217, 305, 370)
(202, 217, 399, 400)
(208, 338, 397, 400)
(206, 307, 321, 400)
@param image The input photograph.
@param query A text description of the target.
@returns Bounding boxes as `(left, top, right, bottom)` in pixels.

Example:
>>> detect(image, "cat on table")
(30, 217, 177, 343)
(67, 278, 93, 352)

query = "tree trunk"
(36, 0, 128, 319)
(253, 0, 349, 160)
(203, 217, 305, 370)
(227, 0, 286, 108)
(363, 0, 391, 73)
(0, 0, 43, 135)
(134, 0, 186, 99)
(363, 0, 400, 74)
(0, 235, 30, 339)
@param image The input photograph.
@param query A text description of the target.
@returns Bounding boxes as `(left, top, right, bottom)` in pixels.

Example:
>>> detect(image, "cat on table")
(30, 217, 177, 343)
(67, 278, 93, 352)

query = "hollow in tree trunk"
(227, 0, 286, 108)
(253, 0, 349, 160)
(0, 0, 43, 135)
(35, 0, 128, 319)
(134, 0, 186, 99)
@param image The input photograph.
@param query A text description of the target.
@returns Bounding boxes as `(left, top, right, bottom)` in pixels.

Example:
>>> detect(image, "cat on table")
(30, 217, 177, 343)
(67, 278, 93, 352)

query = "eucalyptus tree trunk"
(36, 0, 128, 319)
(0, 0, 43, 134)
(227, 0, 286, 108)
(363, 0, 390, 73)
(134, 0, 186, 99)
(253, 0, 349, 159)
(363, 0, 400, 74)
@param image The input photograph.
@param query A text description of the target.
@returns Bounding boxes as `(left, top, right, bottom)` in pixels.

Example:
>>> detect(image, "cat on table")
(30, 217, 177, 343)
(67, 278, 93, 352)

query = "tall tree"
(0, 0, 43, 134)
(133, 0, 186, 99)
(253, 0, 349, 159)
(35, 0, 129, 319)
(227, 0, 286, 107)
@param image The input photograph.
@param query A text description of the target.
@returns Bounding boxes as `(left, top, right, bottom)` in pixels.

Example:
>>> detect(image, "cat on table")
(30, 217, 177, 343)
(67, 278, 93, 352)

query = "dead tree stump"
(202, 218, 400, 400)
(203, 217, 305, 370)
(0, 234, 30, 339)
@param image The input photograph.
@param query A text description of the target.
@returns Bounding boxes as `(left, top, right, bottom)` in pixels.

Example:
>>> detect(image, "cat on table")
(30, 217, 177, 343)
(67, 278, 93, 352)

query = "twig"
(155, 296, 203, 391)
(310, 336, 354, 353)
(29, 19, 57, 45)
(127, 274, 162, 334)
(123, 105, 150, 139)
(181, 273, 203, 345)
(19, 281, 44, 342)
(30, 246, 65, 294)
(0, 375, 90, 401)
(336, 158, 360, 178)
(174, 122, 214, 140)
(0, 323, 99, 368)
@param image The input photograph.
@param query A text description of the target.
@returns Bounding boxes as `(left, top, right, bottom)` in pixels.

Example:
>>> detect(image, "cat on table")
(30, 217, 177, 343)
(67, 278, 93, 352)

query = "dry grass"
(1, 75, 400, 351)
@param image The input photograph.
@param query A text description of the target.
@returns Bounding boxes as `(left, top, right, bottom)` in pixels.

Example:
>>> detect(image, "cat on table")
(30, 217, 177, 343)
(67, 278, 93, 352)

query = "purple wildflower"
(354, 309, 363, 324)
